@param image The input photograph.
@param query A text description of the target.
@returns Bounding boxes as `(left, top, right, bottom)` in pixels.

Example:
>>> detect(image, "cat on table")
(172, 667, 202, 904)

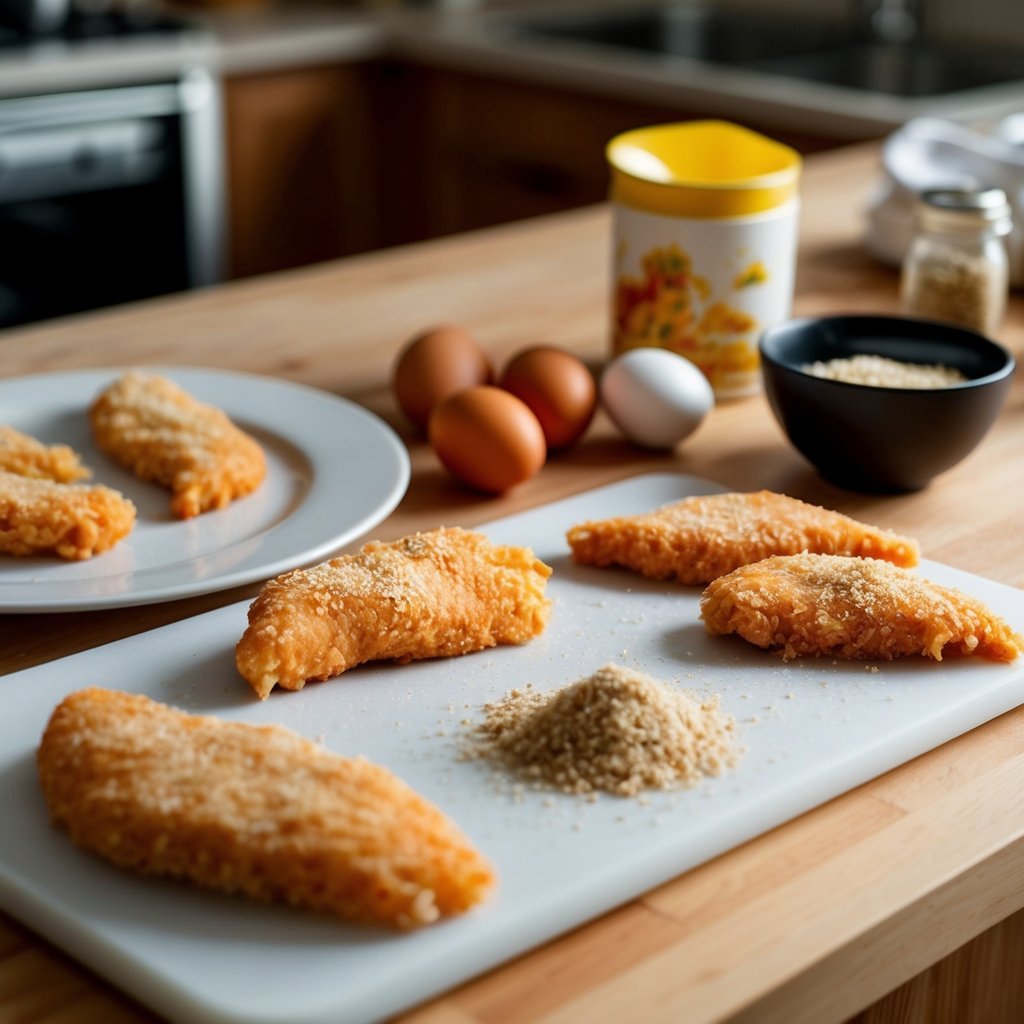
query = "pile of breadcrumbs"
(801, 353, 965, 389)
(463, 664, 739, 797)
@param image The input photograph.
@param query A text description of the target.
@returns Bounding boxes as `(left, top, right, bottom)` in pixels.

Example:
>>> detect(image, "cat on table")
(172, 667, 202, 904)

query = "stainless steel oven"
(0, 65, 224, 329)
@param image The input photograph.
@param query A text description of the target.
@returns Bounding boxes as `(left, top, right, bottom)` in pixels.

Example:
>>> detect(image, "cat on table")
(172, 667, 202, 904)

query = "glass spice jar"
(901, 187, 1012, 337)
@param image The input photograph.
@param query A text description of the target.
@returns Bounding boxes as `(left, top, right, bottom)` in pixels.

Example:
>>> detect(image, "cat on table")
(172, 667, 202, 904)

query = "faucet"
(854, 0, 926, 43)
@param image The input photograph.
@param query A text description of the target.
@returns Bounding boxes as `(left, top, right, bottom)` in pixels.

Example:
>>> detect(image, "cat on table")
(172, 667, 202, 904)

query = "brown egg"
(499, 346, 597, 449)
(392, 325, 493, 429)
(429, 386, 546, 494)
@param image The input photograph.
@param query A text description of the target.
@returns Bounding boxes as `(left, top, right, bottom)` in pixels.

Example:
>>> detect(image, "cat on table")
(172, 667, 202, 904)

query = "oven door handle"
(0, 68, 213, 135)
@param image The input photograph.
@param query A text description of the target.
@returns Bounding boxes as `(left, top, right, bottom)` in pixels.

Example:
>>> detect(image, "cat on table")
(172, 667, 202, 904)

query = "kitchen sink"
(510, 6, 851, 67)
(507, 4, 1024, 98)
(750, 42, 1024, 98)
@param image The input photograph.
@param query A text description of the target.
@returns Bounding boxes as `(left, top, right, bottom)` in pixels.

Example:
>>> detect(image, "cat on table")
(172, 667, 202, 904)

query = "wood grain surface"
(1, 142, 1022, 1023)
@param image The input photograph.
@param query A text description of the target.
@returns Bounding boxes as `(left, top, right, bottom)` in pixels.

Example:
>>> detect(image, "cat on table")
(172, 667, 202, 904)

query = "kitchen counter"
(0, 16, 219, 96)
(0, 4, 387, 98)
(0, 141, 1023, 1023)
(3, 1, 1024, 138)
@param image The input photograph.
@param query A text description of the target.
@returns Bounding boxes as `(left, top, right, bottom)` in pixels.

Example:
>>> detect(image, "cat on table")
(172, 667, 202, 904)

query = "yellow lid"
(607, 120, 801, 218)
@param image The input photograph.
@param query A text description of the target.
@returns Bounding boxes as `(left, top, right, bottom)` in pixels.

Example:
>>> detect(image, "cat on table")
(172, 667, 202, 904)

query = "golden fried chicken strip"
(0, 470, 135, 559)
(700, 552, 1023, 662)
(89, 371, 266, 519)
(567, 490, 919, 585)
(237, 527, 553, 700)
(38, 688, 496, 930)
(0, 425, 90, 482)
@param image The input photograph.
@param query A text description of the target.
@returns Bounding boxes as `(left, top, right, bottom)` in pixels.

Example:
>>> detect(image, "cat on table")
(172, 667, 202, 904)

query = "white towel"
(865, 116, 1024, 287)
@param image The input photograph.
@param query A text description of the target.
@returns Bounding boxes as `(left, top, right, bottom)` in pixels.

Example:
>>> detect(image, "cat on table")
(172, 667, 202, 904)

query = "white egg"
(600, 348, 714, 448)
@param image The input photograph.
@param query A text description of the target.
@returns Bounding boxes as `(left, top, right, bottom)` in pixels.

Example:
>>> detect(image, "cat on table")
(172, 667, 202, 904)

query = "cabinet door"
(416, 70, 648, 238)
(224, 65, 379, 279)
(408, 68, 845, 241)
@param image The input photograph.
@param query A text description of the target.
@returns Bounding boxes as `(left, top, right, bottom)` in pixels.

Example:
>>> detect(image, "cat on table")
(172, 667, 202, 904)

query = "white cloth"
(865, 116, 1024, 286)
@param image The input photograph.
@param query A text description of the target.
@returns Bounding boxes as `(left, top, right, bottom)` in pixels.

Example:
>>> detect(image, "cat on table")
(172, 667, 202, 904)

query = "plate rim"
(0, 366, 411, 612)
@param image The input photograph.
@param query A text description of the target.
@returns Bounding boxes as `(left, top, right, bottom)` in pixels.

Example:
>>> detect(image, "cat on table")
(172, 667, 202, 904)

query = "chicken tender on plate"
(0, 470, 135, 559)
(89, 371, 266, 519)
(700, 552, 1023, 662)
(237, 527, 553, 700)
(0, 425, 90, 482)
(567, 490, 919, 585)
(38, 688, 496, 930)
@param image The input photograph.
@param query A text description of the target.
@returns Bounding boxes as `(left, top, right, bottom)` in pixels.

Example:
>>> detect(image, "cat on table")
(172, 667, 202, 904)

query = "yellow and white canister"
(607, 120, 801, 398)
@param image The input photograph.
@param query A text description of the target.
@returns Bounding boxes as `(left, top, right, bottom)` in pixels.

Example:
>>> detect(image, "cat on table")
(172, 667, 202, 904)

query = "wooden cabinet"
(415, 68, 647, 237)
(846, 909, 1024, 1024)
(363, 64, 697, 246)
(223, 64, 380, 279)
(223, 60, 849, 278)
(396, 66, 846, 242)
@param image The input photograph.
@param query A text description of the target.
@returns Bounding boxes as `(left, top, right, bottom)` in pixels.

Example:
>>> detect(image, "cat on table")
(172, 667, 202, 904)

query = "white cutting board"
(2, 473, 1023, 1024)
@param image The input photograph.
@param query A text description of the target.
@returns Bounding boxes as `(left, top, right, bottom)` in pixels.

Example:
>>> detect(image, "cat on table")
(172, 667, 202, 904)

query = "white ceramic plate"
(0, 367, 410, 612)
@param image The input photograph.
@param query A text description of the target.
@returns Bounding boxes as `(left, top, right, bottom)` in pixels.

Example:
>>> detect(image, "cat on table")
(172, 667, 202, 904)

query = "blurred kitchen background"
(1, 0, 1023, 330)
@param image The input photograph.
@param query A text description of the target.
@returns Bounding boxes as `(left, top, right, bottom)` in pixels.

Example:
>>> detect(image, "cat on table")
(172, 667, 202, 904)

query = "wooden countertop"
(1, 142, 1022, 1024)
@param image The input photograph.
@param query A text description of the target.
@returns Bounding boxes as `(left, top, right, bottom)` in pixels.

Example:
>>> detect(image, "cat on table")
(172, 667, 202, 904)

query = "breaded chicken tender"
(700, 552, 1023, 662)
(89, 371, 266, 519)
(0, 425, 91, 482)
(237, 527, 553, 700)
(567, 490, 919, 585)
(0, 470, 135, 559)
(38, 688, 496, 930)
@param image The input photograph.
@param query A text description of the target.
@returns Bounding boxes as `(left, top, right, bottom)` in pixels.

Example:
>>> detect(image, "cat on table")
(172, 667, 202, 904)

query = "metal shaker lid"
(917, 187, 1012, 237)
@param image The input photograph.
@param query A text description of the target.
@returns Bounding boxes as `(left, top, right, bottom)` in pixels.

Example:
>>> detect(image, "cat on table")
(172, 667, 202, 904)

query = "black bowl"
(759, 315, 1016, 491)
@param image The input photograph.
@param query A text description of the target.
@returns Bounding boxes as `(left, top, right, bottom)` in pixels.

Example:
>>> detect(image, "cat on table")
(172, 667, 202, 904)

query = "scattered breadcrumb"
(462, 664, 740, 797)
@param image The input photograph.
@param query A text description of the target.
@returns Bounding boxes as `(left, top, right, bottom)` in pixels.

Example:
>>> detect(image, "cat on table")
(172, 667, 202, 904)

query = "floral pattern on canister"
(613, 242, 764, 394)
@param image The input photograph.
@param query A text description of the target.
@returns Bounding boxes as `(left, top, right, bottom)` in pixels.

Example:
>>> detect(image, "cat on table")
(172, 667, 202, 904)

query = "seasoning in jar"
(900, 187, 1012, 337)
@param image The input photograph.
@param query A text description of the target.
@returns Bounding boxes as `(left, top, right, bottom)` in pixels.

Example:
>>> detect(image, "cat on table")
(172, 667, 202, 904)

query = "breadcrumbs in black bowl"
(760, 315, 1015, 492)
